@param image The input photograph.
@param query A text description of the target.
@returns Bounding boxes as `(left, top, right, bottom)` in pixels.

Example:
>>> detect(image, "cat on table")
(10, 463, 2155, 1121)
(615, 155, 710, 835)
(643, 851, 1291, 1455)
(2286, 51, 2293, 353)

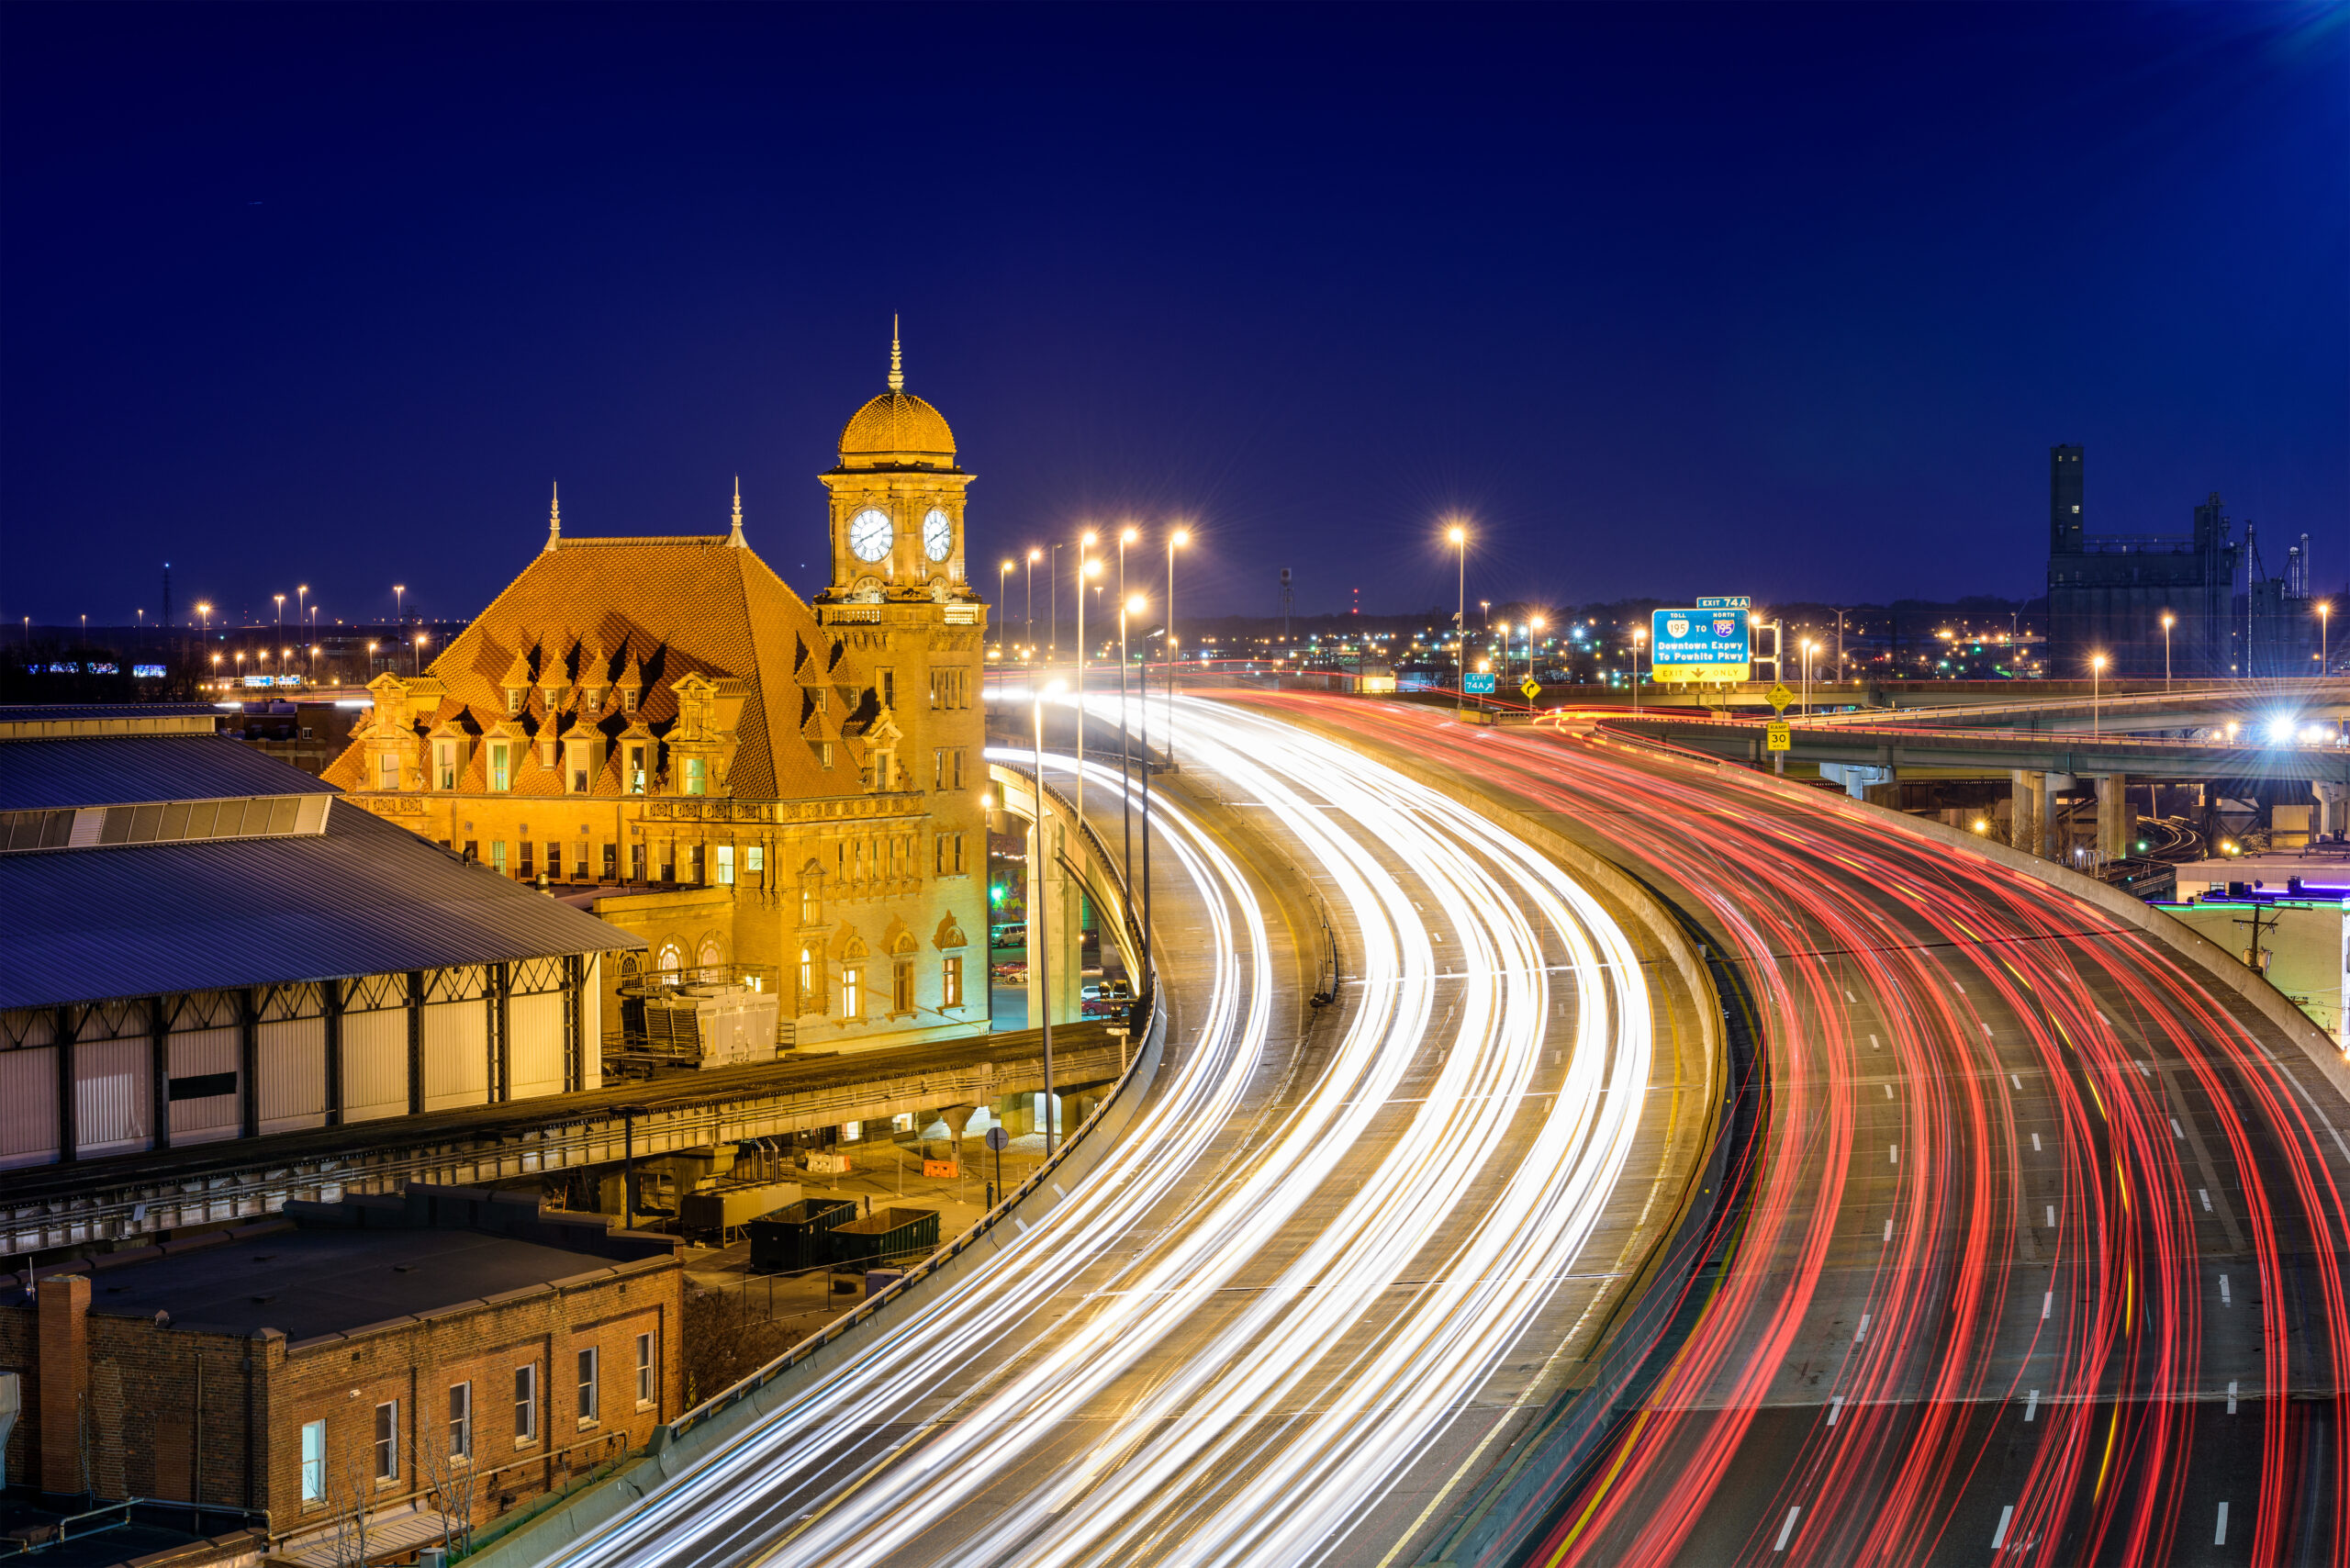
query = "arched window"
(799, 947, 816, 1013)
(656, 942, 683, 975)
(697, 937, 723, 970)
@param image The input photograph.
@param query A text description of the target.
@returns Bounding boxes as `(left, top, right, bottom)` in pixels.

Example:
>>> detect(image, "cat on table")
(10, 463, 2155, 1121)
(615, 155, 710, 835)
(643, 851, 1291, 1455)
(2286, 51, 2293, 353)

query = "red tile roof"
(324, 536, 878, 800)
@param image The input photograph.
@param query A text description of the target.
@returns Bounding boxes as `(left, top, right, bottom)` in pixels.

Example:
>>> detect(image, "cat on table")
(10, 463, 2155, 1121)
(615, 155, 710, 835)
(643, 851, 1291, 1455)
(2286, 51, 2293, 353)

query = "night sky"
(3, 3, 2343, 629)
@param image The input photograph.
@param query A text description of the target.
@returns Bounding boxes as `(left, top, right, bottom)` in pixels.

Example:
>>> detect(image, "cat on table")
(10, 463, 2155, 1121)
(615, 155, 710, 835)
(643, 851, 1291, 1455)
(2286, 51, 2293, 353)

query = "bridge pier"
(2010, 770, 2046, 858)
(2316, 781, 2350, 838)
(1818, 763, 1896, 801)
(2095, 774, 2134, 860)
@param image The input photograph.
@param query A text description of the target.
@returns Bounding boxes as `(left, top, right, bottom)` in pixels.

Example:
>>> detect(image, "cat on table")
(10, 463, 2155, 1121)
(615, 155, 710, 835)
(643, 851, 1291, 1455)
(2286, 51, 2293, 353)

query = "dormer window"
(621, 687, 637, 714)
(627, 745, 647, 795)
(434, 740, 458, 790)
(565, 740, 592, 795)
(683, 757, 708, 797)
(377, 754, 399, 791)
(506, 688, 523, 717)
(488, 744, 512, 792)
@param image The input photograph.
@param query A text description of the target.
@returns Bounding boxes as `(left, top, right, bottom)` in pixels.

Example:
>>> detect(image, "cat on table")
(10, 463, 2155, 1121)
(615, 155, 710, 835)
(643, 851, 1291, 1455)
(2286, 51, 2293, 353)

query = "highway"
(533, 697, 1700, 1567)
(1273, 692, 2350, 1567)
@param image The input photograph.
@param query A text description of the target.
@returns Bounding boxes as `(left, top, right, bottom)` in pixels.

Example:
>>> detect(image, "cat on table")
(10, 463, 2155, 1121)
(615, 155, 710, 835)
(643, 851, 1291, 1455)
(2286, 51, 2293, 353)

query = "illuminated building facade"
(327, 335, 990, 1052)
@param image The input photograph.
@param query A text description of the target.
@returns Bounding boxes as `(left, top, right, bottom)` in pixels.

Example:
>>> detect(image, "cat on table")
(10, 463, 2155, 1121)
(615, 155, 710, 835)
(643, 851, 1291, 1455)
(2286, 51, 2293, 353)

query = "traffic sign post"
(1766, 721, 1791, 751)
(1465, 671, 1496, 695)
(1767, 682, 1795, 712)
(986, 1123, 1010, 1207)
(1520, 677, 1541, 703)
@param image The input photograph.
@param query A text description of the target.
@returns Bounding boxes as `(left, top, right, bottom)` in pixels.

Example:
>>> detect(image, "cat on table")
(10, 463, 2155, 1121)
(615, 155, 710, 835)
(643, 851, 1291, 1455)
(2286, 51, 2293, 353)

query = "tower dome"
(836, 321, 957, 468)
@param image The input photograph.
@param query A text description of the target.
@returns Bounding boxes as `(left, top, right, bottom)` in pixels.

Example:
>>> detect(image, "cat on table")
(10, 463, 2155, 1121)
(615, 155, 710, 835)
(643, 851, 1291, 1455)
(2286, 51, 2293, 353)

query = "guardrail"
(2, 1499, 269, 1557)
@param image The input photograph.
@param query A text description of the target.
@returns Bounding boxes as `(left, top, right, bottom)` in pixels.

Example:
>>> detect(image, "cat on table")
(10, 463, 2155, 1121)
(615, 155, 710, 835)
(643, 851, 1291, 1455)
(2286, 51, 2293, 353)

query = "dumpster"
(747, 1197, 858, 1273)
(679, 1180, 801, 1238)
(824, 1206, 941, 1270)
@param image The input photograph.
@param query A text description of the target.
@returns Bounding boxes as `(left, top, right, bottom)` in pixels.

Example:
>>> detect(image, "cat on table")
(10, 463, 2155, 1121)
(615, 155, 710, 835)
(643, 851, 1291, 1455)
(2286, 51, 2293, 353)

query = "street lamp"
(297, 585, 308, 626)
(1032, 678, 1068, 1156)
(1075, 534, 1100, 834)
(1447, 523, 1468, 711)
(1118, 593, 1147, 893)
(2090, 653, 2106, 737)
(196, 601, 212, 634)
(1025, 548, 1041, 659)
(2161, 611, 2175, 691)
(1632, 627, 1646, 715)
(1528, 615, 1547, 694)
(998, 560, 1015, 657)
(1116, 527, 1139, 802)
(1166, 528, 1190, 764)
(414, 632, 429, 677)
(1802, 638, 1818, 716)
(2322, 601, 2333, 674)
(393, 584, 406, 624)
(274, 593, 285, 628)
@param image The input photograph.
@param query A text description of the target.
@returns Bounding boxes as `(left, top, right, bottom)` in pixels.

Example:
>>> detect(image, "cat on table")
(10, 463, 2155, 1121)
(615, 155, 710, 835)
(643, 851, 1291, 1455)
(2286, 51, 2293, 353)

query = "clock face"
(848, 509, 894, 563)
(923, 509, 954, 563)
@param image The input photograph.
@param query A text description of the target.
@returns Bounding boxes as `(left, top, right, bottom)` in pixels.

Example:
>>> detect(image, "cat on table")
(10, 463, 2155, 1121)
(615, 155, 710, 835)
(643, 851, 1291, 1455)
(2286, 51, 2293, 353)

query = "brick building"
(0, 1184, 682, 1557)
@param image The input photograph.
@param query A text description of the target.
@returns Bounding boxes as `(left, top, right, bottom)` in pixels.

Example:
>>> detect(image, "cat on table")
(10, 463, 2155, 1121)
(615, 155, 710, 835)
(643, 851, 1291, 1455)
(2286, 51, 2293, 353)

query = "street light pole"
(1166, 529, 1189, 767)
(1075, 532, 1097, 839)
(2162, 611, 2174, 691)
(998, 561, 1014, 658)
(393, 584, 405, 625)
(1633, 628, 1646, 714)
(2091, 654, 2105, 738)
(1025, 549, 1039, 659)
(2321, 602, 2333, 674)
(1032, 683, 1061, 1156)
(1448, 524, 1467, 711)
(1117, 531, 1136, 841)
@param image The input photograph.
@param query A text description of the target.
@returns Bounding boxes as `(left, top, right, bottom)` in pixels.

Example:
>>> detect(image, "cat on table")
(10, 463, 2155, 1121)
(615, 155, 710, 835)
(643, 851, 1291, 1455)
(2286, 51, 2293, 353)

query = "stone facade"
(322, 342, 990, 1054)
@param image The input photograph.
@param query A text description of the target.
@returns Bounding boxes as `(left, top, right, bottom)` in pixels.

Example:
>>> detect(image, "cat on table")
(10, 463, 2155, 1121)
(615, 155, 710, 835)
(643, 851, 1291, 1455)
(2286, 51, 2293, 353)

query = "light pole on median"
(2162, 611, 2174, 692)
(1025, 549, 1040, 660)
(1075, 533, 1099, 840)
(1448, 523, 1468, 711)
(1119, 594, 1146, 901)
(1033, 678, 1066, 1156)
(1117, 527, 1137, 812)
(2091, 653, 2106, 738)
(1165, 529, 1190, 765)
(1633, 627, 1646, 715)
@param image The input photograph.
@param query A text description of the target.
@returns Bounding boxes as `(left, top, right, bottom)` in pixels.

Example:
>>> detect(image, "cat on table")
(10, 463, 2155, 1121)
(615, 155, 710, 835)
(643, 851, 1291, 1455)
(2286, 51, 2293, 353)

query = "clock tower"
(814, 325, 989, 1004)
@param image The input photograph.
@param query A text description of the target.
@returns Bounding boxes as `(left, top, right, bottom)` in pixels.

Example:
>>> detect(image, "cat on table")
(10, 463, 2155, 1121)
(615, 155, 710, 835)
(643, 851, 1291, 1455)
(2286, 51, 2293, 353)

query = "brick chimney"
(37, 1273, 89, 1496)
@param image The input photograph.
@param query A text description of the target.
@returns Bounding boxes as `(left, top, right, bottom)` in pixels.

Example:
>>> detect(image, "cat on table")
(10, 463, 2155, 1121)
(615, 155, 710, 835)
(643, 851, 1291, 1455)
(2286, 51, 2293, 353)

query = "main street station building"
(326, 340, 990, 1053)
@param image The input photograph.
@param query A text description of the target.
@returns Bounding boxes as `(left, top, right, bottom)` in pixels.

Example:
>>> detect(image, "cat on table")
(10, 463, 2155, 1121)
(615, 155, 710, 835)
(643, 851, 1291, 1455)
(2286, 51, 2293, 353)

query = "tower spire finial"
(888, 314, 904, 393)
(545, 481, 562, 553)
(729, 475, 745, 546)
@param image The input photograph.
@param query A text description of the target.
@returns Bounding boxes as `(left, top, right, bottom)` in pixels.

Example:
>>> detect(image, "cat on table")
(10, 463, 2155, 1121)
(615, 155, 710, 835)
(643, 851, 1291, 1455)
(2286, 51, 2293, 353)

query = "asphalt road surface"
(538, 695, 1701, 1568)
(1281, 693, 2350, 1568)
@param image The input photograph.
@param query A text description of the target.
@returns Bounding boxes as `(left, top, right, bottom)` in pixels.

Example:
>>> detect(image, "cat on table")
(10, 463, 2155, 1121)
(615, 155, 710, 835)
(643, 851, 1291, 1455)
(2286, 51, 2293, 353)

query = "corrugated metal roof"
(0, 734, 332, 811)
(0, 801, 643, 1011)
(0, 703, 220, 723)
